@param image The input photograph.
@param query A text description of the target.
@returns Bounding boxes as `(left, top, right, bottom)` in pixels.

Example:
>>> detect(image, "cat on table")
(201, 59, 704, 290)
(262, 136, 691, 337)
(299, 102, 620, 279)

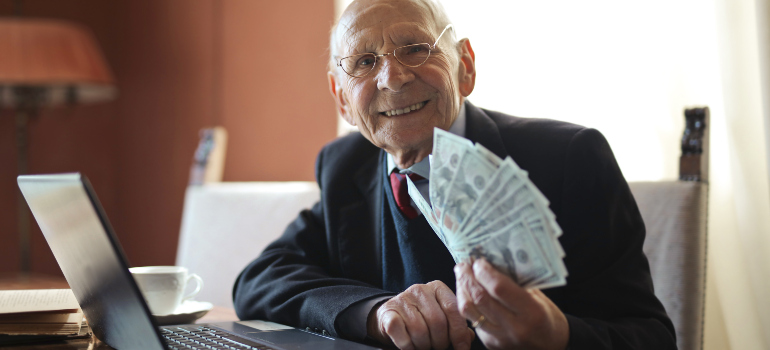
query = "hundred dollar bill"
(522, 202, 566, 263)
(529, 271, 566, 290)
(480, 217, 565, 288)
(475, 196, 567, 286)
(462, 175, 564, 264)
(430, 128, 473, 220)
(406, 176, 462, 263)
(515, 221, 566, 289)
(457, 158, 522, 235)
(466, 220, 554, 287)
(462, 176, 534, 240)
(525, 217, 568, 277)
(406, 177, 443, 241)
(440, 148, 499, 235)
(507, 204, 565, 269)
(466, 188, 541, 245)
(473, 143, 503, 167)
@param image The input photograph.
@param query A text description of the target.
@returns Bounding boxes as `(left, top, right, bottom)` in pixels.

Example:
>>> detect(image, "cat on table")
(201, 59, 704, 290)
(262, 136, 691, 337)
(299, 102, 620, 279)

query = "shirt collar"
(387, 102, 467, 179)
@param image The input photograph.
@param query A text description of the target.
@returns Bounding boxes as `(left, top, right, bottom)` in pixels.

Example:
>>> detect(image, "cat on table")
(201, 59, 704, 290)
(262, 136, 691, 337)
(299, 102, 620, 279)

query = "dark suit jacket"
(233, 102, 677, 349)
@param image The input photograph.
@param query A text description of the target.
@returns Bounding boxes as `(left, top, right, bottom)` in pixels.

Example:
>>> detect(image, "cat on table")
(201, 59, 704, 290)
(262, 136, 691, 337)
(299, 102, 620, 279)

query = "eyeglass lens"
(340, 43, 432, 77)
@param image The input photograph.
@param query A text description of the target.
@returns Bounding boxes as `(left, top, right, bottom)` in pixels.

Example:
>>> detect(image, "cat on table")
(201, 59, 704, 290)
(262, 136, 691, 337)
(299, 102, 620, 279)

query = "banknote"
(430, 128, 473, 220)
(467, 183, 541, 240)
(524, 217, 567, 276)
(467, 220, 554, 287)
(440, 147, 499, 234)
(473, 143, 503, 167)
(406, 176, 456, 260)
(404, 127, 568, 289)
(458, 158, 526, 236)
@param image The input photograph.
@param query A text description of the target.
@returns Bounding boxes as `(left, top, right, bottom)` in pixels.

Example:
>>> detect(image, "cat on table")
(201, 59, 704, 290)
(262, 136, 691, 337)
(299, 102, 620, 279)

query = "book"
(0, 289, 83, 336)
(0, 320, 91, 346)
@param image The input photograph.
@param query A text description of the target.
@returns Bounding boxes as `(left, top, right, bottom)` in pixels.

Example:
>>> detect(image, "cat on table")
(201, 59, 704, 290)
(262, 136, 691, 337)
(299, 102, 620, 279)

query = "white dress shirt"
(386, 102, 467, 210)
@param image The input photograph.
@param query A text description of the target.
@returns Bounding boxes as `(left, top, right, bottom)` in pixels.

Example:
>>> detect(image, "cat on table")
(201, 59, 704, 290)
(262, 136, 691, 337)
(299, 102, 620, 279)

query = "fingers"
(434, 282, 474, 350)
(374, 281, 472, 350)
(472, 258, 533, 313)
(378, 302, 425, 350)
(455, 261, 504, 328)
(418, 283, 450, 349)
(454, 262, 482, 322)
(401, 302, 432, 350)
(454, 259, 571, 350)
(378, 309, 414, 349)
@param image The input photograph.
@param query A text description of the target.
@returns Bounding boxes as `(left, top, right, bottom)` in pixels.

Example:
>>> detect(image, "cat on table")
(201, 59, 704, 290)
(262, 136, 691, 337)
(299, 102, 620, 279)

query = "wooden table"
(0, 273, 239, 349)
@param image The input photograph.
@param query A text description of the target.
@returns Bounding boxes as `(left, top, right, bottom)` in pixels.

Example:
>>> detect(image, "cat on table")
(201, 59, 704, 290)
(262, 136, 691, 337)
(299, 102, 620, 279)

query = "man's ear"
(327, 71, 356, 126)
(457, 39, 476, 97)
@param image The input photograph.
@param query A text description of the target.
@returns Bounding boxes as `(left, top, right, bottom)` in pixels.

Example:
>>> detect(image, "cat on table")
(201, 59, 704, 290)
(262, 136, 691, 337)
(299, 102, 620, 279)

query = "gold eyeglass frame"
(336, 24, 454, 78)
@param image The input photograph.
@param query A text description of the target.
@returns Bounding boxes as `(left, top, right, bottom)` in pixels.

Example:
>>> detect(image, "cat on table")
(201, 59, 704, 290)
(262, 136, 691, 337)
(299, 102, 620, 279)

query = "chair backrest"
(628, 107, 709, 350)
(175, 182, 320, 309)
(630, 181, 707, 350)
(189, 127, 228, 185)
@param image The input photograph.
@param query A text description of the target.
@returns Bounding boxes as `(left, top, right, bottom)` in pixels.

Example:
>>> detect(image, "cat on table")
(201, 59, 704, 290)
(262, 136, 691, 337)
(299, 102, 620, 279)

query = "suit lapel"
(465, 101, 508, 159)
(337, 149, 383, 287)
(336, 102, 504, 288)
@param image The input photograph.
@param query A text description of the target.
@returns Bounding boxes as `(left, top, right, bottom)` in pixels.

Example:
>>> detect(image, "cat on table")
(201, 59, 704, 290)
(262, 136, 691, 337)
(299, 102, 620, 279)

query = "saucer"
(153, 300, 213, 326)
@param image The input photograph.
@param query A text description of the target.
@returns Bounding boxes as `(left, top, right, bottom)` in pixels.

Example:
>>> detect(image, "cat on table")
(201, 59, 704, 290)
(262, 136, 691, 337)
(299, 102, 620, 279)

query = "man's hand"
(454, 259, 569, 350)
(367, 280, 475, 350)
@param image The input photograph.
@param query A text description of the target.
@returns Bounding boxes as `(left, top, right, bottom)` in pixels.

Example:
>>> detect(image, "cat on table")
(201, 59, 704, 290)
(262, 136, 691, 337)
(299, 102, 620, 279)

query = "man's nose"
(376, 55, 414, 92)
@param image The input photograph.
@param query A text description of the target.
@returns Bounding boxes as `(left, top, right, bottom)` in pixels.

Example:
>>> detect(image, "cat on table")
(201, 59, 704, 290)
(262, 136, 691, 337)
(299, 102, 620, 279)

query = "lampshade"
(0, 18, 116, 108)
(1, 17, 117, 275)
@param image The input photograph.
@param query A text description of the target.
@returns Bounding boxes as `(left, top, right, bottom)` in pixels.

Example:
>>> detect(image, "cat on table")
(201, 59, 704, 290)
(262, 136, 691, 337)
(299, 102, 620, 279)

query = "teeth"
(384, 101, 426, 117)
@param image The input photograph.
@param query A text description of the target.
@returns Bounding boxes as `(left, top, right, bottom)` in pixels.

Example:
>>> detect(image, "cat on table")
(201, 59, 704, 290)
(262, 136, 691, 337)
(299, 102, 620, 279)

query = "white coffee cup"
(129, 266, 203, 315)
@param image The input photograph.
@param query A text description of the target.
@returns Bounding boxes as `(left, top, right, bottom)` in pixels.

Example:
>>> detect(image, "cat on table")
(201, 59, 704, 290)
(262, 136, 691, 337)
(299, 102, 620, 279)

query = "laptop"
(17, 173, 381, 350)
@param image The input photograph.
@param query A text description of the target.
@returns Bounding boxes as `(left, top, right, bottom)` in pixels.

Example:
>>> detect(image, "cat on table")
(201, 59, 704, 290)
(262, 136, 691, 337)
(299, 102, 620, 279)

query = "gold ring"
(471, 315, 486, 328)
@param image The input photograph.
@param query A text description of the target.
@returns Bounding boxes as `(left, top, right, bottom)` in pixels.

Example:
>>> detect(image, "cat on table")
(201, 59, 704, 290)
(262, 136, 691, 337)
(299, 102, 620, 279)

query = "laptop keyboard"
(161, 325, 275, 350)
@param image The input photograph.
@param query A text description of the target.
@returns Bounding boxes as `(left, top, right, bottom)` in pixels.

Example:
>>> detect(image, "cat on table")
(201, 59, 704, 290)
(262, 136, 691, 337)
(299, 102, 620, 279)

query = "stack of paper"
(0, 289, 83, 336)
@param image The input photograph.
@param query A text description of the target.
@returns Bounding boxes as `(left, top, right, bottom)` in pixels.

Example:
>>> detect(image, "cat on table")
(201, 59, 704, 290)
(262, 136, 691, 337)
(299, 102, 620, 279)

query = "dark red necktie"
(389, 172, 424, 219)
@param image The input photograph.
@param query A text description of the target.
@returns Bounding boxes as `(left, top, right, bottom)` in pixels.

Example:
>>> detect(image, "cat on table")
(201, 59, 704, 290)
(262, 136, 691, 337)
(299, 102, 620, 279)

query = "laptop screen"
(18, 173, 165, 350)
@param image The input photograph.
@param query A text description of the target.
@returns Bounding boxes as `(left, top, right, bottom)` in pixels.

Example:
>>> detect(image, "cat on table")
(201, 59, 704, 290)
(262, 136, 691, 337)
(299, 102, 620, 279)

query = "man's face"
(329, 0, 475, 165)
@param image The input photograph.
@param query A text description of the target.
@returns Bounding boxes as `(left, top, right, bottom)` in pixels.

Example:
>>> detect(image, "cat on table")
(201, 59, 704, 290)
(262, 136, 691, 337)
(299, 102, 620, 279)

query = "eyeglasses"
(336, 24, 454, 78)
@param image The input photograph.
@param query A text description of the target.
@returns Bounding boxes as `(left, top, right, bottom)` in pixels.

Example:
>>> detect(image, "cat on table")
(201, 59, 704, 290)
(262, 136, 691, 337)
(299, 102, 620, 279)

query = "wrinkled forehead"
(333, 0, 439, 56)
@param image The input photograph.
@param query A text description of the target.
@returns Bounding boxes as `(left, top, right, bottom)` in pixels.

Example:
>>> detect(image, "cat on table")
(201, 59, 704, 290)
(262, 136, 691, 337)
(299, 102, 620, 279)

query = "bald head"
(329, 0, 455, 69)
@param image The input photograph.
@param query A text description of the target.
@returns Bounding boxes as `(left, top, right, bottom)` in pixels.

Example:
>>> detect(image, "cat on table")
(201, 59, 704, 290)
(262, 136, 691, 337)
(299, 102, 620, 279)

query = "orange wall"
(0, 0, 337, 275)
(0, 0, 122, 276)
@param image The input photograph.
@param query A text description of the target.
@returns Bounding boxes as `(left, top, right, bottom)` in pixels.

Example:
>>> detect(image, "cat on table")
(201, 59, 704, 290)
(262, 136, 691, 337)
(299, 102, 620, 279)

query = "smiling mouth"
(381, 101, 428, 117)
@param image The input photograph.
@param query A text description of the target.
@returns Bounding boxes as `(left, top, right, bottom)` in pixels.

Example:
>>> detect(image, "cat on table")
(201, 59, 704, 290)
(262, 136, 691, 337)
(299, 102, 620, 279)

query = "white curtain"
(709, 0, 770, 348)
(333, 1, 770, 348)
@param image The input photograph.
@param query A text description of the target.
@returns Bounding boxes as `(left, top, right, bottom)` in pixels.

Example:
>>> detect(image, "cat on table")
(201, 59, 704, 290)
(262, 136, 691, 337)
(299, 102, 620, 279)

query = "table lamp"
(0, 18, 117, 274)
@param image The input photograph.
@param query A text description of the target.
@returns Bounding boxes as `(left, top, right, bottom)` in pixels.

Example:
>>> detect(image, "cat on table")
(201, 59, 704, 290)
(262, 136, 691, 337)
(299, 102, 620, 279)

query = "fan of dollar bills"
(405, 128, 568, 289)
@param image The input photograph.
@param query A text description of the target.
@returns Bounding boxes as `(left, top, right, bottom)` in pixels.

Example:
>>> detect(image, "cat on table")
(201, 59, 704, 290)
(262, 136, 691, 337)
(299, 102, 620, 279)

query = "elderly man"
(233, 0, 676, 349)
